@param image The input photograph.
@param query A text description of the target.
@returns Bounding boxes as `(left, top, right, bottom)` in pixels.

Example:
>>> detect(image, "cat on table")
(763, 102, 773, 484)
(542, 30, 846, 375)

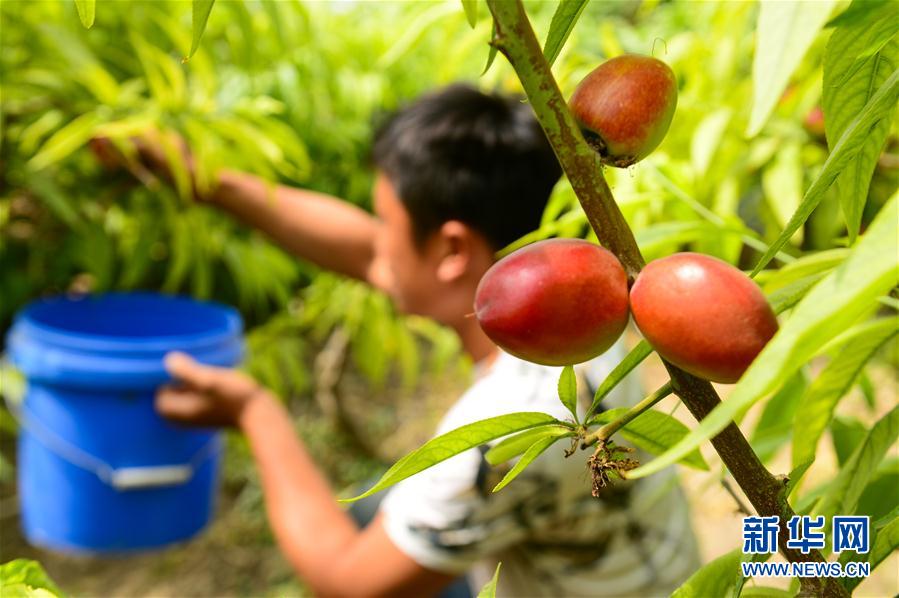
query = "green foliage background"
(1, 0, 897, 596)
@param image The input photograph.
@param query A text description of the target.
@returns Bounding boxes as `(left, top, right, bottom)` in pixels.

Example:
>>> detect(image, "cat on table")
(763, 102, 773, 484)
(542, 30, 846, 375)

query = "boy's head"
(369, 84, 562, 326)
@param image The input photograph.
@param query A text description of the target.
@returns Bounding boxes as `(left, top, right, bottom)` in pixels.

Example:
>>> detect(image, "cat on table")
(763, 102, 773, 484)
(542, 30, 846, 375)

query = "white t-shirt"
(380, 340, 701, 597)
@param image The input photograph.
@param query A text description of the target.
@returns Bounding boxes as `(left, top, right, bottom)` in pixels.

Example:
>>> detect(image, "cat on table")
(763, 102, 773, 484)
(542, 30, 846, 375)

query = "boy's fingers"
(163, 352, 221, 391)
(155, 386, 209, 422)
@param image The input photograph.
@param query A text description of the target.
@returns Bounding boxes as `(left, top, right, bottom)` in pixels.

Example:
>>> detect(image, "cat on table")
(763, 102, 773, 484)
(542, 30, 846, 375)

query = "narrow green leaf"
(823, 3, 899, 242)
(739, 588, 795, 598)
(158, 133, 193, 203)
(691, 108, 732, 178)
(477, 562, 501, 598)
(636, 221, 723, 259)
(557, 365, 578, 422)
(815, 404, 899, 522)
(0, 559, 64, 596)
(671, 549, 742, 598)
(841, 513, 897, 592)
(751, 69, 899, 275)
(461, 0, 478, 28)
(187, 0, 216, 61)
(73, 0, 95, 28)
(543, 0, 588, 67)
(747, 0, 837, 136)
(762, 248, 848, 293)
(25, 173, 84, 231)
(340, 412, 560, 502)
(592, 408, 708, 470)
(831, 416, 869, 467)
(492, 435, 559, 492)
(827, 0, 891, 27)
(856, 459, 899, 523)
(482, 21, 498, 76)
(765, 272, 828, 315)
(586, 341, 652, 420)
(630, 196, 899, 479)
(785, 459, 814, 499)
(792, 316, 898, 468)
(858, 371, 877, 409)
(28, 112, 101, 171)
(485, 425, 573, 466)
(750, 371, 807, 463)
(761, 142, 803, 232)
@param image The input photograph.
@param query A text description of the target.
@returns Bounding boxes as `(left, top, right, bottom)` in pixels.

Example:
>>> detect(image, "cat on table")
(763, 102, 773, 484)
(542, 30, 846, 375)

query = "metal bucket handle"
(2, 366, 220, 491)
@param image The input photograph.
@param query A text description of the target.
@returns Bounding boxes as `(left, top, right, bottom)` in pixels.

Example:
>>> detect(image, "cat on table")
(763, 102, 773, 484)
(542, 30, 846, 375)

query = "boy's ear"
(435, 220, 478, 283)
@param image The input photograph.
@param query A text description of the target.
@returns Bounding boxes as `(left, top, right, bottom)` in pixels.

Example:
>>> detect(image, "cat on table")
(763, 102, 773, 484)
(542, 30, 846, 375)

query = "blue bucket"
(5, 292, 243, 554)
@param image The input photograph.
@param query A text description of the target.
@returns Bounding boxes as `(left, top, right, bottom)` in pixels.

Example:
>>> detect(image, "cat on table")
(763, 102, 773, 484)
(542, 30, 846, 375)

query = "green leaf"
(461, 0, 478, 28)
(73, 0, 95, 29)
(187, 0, 216, 61)
(869, 512, 899, 572)
(827, 0, 892, 27)
(492, 435, 559, 492)
(557, 365, 578, 422)
(785, 459, 814, 499)
(831, 416, 869, 467)
(482, 21, 499, 76)
(841, 508, 899, 592)
(815, 404, 899, 522)
(856, 459, 899, 523)
(750, 371, 807, 463)
(592, 408, 708, 470)
(476, 562, 501, 598)
(792, 316, 898, 468)
(671, 549, 742, 598)
(823, 3, 899, 242)
(586, 341, 652, 420)
(762, 142, 803, 232)
(340, 412, 560, 502)
(485, 425, 573, 466)
(691, 108, 732, 178)
(751, 69, 899, 275)
(0, 559, 63, 596)
(630, 195, 899, 479)
(28, 112, 101, 171)
(543, 0, 588, 67)
(765, 272, 828, 315)
(761, 248, 847, 292)
(739, 588, 794, 598)
(747, 0, 837, 136)
(25, 173, 84, 231)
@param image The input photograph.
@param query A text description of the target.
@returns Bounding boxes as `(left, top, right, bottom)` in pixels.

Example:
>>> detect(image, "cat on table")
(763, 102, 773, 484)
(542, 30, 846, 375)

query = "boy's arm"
(93, 137, 379, 282)
(207, 170, 378, 283)
(156, 353, 457, 597)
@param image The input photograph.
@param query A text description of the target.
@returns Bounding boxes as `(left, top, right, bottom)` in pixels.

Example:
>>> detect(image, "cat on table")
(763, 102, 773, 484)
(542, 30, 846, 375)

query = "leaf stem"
(582, 382, 673, 448)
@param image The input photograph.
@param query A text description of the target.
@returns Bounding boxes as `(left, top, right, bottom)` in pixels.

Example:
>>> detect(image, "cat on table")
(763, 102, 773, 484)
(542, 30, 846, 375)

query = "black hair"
(372, 83, 563, 251)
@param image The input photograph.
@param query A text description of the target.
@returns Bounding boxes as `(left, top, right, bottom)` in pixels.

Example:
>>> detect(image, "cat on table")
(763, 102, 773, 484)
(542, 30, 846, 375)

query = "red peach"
(569, 55, 678, 167)
(475, 239, 629, 366)
(629, 253, 778, 383)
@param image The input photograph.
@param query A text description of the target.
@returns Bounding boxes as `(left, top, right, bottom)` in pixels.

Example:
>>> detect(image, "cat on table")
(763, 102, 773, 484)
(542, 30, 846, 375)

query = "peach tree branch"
(484, 2, 847, 596)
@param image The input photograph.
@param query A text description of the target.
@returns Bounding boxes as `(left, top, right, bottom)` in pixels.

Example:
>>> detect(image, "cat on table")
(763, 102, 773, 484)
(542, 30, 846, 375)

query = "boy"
(111, 84, 699, 596)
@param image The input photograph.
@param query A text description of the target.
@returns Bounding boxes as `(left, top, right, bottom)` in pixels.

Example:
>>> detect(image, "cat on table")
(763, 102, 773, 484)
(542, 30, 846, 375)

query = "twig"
(721, 477, 752, 516)
(582, 382, 673, 448)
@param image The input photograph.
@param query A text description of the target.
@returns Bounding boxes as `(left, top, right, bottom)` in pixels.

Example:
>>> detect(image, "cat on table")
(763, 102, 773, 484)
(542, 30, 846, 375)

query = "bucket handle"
(2, 378, 221, 491)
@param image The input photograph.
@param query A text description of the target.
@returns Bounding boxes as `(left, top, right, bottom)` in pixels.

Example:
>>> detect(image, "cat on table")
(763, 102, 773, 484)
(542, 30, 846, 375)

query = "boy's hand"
(90, 133, 207, 200)
(155, 352, 265, 428)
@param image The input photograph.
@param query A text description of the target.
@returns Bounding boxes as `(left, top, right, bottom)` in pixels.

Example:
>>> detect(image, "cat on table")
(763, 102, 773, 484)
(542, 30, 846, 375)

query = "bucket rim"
(10, 292, 243, 354)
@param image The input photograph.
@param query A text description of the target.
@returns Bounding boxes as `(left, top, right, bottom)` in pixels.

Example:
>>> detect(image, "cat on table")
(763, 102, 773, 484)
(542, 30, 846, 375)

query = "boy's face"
(369, 172, 489, 325)
(370, 173, 441, 317)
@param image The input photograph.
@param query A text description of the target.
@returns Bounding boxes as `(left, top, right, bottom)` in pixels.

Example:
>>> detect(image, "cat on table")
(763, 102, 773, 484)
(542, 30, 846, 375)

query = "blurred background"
(1, 0, 896, 596)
